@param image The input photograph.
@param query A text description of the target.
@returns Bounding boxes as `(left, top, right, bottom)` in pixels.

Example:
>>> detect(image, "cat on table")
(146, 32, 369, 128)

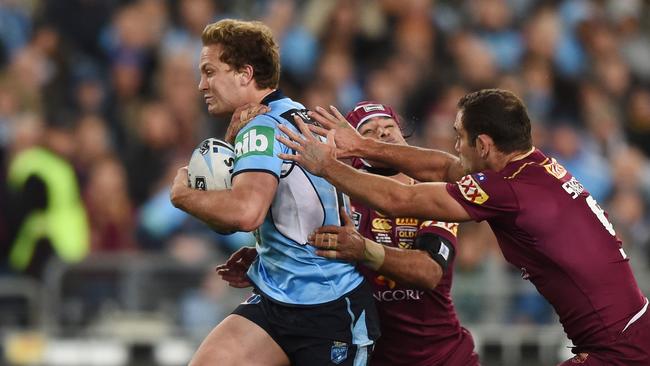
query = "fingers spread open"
(329, 105, 351, 127)
(326, 129, 336, 147)
(315, 106, 341, 125)
(308, 108, 337, 129)
(308, 124, 329, 137)
(277, 123, 303, 143)
(276, 135, 302, 152)
(292, 115, 313, 139)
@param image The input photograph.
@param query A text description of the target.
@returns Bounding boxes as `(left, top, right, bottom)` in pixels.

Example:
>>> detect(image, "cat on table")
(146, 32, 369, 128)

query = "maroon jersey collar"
(498, 147, 547, 178)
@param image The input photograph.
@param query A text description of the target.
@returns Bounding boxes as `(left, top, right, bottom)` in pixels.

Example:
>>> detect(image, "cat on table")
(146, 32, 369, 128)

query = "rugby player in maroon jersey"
(276, 89, 650, 365)
(218, 101, 479, 365)
(320, 102, 479, 365)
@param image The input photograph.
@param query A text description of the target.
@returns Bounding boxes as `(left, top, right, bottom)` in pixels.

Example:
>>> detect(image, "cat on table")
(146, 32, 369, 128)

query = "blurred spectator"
(471, 0, 523, 71)
(419, 85, 467, 152)
(550, 124, 613, 202)
(156, 52, 209, 152)
(614, 1, 650, 82)
(521, 56, 555, 124)
(315, 49, 363, 113)
(609, 147, 650, 201)
(84, 156, 136, 253)
(124, 101, 179, 206)
(73, 114, 113, 183)
(179, 268, 229, 341)
(607, 189, 650, 253)
(449, 32, 498, 90)
(162, 0, 216, 66)
(579, 82, 627, 156)
(43, 0, 117, 62)
(5, 119, 89, 278)
(625, 86, 650, 156)
(0, 0, 33, 61)
(264, 0, 318, 82)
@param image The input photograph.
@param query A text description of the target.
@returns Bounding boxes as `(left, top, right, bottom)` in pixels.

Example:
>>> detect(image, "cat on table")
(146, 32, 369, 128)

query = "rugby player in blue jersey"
(170, 19, 379, 366)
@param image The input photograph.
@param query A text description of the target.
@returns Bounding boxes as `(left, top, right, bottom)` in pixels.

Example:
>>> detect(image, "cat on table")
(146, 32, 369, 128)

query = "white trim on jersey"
(622, 297, 649, 333)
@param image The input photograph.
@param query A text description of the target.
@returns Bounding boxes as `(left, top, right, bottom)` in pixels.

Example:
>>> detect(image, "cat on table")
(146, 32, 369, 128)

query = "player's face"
(357, 117, 406, 145)
(198, 44, 241, 116)
(453, 110, 483, 174)
(358, 117, 406, 168)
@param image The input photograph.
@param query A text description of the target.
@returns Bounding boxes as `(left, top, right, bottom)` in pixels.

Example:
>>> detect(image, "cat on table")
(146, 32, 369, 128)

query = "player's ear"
(476, 134, 492, 159)
(238, 65, 254, 86)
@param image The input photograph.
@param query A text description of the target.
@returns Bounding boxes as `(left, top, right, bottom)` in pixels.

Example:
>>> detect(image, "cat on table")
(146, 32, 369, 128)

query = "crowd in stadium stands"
(1, 0, 649, 330)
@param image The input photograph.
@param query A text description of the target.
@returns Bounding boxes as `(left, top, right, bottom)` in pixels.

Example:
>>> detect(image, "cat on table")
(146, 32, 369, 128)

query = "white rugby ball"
(188, 138, 236, 191)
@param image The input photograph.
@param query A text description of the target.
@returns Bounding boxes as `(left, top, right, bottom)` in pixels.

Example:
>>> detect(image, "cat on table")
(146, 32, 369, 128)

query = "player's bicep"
(230, 172, 278, 229)
(406, 183, 472, 222)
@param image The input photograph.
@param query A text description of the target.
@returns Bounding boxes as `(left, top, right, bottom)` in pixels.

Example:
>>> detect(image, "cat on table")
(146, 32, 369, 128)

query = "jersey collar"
(260, 89, 285, 106)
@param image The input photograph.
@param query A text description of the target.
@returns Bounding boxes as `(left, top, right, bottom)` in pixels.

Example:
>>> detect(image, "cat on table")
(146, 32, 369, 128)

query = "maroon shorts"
(370, 326, 479, 366)
(558, 308, 650, 366)
(439, 327, 480, 366)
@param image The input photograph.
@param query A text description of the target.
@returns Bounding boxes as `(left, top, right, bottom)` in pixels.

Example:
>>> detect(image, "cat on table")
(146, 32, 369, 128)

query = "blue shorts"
(233, 280, 380, 366)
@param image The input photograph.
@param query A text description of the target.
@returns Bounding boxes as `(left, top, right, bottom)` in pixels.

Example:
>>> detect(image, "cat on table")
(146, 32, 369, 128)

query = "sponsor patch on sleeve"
(420, 221, 459, 236)
(234, 126, 275, 158)
(544, 158, 567, 179)
(456, 174, 490, 204)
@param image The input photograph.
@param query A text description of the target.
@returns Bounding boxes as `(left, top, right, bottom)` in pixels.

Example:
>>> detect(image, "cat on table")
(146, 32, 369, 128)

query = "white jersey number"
(586, 195, 616, 236)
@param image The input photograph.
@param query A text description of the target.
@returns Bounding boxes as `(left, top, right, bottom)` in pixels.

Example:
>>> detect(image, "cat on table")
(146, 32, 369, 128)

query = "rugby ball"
(188, 138, 236, 190)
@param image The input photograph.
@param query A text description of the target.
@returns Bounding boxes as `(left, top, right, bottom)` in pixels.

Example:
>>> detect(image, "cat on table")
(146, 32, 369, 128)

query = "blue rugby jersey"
(232, 90, 364, 305)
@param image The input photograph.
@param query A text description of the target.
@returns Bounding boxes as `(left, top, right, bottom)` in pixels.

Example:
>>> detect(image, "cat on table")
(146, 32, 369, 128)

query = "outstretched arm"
(276, 116, 471, 222)
(170, 168, 277, 232)
(307, 106, 465, 183)
(309, 209, 443, 290)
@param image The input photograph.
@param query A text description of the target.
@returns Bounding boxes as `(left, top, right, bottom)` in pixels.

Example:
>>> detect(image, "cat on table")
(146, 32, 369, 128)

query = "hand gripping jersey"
(352, 200, 478, 366)
(446, 148, 647, 349)
(234, 90, 364, 305)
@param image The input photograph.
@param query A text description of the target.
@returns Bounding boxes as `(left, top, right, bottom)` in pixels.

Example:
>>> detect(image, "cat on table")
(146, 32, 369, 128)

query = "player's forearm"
(355, 138, 464, 183)
(322, 159, 413, 217)
(363, 239, 442, 290)
(171, 186, 260, 232)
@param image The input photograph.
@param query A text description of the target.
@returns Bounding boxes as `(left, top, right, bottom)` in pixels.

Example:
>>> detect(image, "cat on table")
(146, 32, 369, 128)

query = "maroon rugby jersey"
(446, 148, 646, 349)
(352, 201, 477, 365)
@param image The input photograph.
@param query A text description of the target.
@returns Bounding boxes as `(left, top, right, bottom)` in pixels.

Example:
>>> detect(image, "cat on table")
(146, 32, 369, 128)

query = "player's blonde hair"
(201, 19, 280, 89)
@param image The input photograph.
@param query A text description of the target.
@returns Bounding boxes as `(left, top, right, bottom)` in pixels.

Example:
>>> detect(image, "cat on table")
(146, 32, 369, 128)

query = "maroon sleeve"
(417, 221, 459, 248)
(445, 171, 519, 222)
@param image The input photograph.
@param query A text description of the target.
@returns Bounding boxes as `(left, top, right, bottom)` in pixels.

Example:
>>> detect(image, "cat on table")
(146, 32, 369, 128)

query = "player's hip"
(233, 280, 381, 365)
(561, 301, 650, 366)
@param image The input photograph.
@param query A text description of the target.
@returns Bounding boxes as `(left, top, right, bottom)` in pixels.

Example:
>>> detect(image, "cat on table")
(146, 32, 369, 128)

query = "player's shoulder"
(498, 148, 552, 181)
(455, 170, 502, 195)
(233, 115, 278, 159)
(448, 169, 520, 209)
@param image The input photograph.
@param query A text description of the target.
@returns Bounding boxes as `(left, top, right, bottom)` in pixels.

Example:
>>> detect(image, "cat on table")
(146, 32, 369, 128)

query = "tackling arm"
(170, 168, 276, 232)
(322, 159, 470, 222)
(311, 210, 447, 290)
(356, 138, 465, 183)
(305, 106, 465, 183)
(376, 243, 444, 290)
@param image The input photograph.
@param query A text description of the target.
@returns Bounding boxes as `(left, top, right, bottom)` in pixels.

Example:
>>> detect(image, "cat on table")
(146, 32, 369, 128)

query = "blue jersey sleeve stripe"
(231, 168, 280, 182)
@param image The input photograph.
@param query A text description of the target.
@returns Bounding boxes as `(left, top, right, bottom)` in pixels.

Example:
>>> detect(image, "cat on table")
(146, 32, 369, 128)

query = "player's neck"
(491, 147, 535, 171)
(248, 88, 277, 105)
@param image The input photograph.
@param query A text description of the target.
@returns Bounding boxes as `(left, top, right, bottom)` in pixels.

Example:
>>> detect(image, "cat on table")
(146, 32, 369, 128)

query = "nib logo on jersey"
(235, 126, 274, 158)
